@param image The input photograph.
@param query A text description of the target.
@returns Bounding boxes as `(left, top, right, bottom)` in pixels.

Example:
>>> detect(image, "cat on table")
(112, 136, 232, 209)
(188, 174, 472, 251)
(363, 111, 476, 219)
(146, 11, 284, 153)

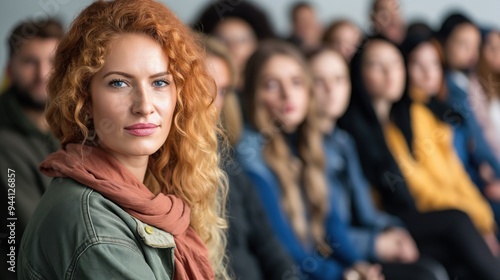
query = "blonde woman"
(18, 0, 228, 279)
(235, 40, 383, 280)
(205, 37, 294, 280)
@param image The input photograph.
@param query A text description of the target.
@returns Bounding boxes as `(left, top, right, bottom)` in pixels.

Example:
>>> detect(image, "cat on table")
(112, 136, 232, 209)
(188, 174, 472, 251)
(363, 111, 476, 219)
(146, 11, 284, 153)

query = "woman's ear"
(82, 103, 93, 122)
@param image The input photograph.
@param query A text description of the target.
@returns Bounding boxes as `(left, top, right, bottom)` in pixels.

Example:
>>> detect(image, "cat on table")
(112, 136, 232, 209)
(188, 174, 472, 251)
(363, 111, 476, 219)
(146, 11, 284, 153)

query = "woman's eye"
(368, 61, 382, 70)
(109, 79, 127, 88)
(265, 80, 279, 90)
(153, 79, 170, 87)
(292, 78, 303, 86)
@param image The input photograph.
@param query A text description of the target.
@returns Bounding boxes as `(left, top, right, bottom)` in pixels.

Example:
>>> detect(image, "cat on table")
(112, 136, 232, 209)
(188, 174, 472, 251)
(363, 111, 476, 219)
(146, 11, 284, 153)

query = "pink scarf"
(40, 143, 214, 279)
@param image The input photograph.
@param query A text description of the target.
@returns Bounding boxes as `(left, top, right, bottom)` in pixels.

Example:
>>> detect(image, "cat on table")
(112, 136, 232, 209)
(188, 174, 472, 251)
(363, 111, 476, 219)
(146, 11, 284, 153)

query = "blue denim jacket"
(324, 128, 403, 261)
(445, 71, 500, 188)
(235, 126, 362, 280)
(18, 177, 175, 279)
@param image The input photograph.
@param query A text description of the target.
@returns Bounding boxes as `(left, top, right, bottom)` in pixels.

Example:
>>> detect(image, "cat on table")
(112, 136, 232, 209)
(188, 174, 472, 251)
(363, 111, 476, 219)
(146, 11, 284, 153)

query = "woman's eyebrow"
(102, 71, 171, 79)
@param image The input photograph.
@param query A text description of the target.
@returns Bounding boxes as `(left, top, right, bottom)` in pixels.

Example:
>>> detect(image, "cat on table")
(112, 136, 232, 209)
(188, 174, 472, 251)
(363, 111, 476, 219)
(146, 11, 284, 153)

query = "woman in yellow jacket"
(395, 24, 499, 243)
(385, 98, 495, 235)
(339, 35, 500, 279)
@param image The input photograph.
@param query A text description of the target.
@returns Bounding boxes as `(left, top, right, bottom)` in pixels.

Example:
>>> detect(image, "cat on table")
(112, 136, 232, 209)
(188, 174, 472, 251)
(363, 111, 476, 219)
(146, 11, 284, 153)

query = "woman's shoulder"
(332, 128, 356, 147)
(234, 126, 266, 167)
(21, 178, 141, 258)
(19, 177, 157, 278)
(233, 126, 280, 186)
(35, 177, 138, 238)
(237, 125, 264, 149)
(410, 103, 453, 142)
(411, 103, 441, 123)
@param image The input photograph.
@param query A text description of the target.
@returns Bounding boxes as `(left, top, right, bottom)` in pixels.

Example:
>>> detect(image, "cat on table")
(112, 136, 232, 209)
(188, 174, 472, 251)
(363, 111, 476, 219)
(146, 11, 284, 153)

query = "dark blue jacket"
(235, 126, 362, 280)
(324, 128, 403, 261)
(445, 71, 500, 188)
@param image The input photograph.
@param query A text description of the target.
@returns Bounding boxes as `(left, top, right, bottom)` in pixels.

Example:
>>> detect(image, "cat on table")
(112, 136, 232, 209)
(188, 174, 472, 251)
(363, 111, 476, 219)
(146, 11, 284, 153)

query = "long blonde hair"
(204, 37, 243, 146)
(45, 0, 228, 278)
(243, 40, 331, 255)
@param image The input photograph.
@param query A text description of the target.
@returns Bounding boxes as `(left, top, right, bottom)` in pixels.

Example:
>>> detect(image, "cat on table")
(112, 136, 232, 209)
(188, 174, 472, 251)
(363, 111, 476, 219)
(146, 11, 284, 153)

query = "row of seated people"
(199, 3, 500, 279)
(2, 0, 500, 279)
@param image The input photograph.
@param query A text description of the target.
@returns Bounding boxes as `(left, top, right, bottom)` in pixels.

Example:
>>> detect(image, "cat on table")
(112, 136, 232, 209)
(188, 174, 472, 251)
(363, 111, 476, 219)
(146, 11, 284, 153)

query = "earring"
(87, 128, 96, 141)
(84, 113, 96, 142)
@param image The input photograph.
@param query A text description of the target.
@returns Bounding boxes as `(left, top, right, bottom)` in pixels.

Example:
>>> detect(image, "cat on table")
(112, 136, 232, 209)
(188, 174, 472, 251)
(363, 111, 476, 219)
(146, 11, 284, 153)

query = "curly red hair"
(45, 0, 228, 277)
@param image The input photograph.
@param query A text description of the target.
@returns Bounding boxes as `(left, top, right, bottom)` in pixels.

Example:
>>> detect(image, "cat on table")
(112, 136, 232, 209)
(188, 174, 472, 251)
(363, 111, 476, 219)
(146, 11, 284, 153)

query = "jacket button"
(145, 226, 154, 234)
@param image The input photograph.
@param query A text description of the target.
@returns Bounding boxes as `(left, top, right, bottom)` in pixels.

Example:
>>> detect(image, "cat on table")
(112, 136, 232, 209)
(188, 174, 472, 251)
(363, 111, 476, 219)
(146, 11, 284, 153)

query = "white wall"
(1, 0, 499, 73)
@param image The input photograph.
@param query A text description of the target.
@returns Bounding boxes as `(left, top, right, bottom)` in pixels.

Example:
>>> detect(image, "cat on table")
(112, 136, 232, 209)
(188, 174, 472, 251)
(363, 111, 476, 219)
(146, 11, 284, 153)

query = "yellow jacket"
(385, 103, 495, 234)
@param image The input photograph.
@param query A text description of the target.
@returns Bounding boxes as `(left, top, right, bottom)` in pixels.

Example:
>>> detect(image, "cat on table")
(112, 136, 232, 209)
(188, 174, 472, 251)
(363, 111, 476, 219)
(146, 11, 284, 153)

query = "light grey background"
(0, 0, 499, 74)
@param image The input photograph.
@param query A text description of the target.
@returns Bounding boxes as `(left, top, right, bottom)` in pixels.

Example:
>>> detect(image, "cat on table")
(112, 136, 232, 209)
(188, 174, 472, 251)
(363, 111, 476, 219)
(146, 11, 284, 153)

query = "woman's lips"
(283, 104, 296, 113)
(124, 123, 159, 136)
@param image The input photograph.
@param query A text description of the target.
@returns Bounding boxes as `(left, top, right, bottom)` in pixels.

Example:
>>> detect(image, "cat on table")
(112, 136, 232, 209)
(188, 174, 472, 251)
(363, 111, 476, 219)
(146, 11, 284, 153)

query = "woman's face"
(362, 40, 406, 102)
(214, 18, 257, 76)
(206, 54, 231, 112)
(408, 42, 443, 95)
(484, 31, 500, 73)
(310, 50, 351, 120)
(257, 54, 309, 133)
(90, 33, 177, 161)
(445, 23, 481, 71)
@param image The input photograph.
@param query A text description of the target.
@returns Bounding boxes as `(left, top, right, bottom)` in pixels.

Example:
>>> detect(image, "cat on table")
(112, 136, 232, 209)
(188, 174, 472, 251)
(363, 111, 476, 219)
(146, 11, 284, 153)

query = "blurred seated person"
(369, 0, 406, 44)
(194, 0, 275, 90)
(287, 2, 323, 53)
(205, 37, 295, 280)
(437, 13, 500, 206)
(308, 47, 449, 280)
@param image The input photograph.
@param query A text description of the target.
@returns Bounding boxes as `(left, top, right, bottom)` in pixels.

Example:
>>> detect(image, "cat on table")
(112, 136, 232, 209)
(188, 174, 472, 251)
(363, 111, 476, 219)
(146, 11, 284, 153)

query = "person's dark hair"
(370, 0, 383, 13)
(7, 18, 64, 58)
(405, 22, 434, 40)
(437, 12, 474, 45)
(192, 0, 275, 40)
(401, 22, 464, 126)
(400, 22, 435, 62)
(370, 0, 399, 14)
(338, 35, 418, 215)
(290, 1, 312, 22)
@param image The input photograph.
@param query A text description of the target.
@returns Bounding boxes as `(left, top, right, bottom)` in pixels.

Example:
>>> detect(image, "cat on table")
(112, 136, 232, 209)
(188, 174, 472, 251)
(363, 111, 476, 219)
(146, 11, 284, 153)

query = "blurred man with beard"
(370, 0, 406, 45)
(0, 18, 63, 280)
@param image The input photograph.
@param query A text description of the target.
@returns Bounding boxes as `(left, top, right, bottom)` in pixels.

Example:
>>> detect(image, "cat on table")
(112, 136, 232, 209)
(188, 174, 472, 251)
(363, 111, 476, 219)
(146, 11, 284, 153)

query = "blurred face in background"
(7, 38, 59, 110)
(206, 54, 231, 112)
(214, 18, 257, 77)
(371, 0, 406, 44)
(310, 50, 351, 120)
(325, 22, 362, 61)
(445, 23, 481, 71)
(362, 40, 406, 102)
(293, 6, 323, 49)
(257, 54, 309, 133)
(408, 42, 443, 95)
(483, 31, 500, 73)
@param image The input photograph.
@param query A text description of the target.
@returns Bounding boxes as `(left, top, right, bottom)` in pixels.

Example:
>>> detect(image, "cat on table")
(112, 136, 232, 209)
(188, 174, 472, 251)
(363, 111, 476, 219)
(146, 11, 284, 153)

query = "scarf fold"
(39, 143, 214, 279)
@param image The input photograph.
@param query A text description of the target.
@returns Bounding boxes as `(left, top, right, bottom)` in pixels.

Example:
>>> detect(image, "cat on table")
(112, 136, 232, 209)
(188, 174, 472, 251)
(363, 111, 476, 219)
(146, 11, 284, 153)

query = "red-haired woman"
(18, 1, 228, 279)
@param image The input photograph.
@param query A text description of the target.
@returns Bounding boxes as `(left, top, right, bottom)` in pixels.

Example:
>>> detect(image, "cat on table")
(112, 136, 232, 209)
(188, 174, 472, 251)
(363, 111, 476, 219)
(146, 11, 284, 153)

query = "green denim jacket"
(18, 177, 175, 279)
